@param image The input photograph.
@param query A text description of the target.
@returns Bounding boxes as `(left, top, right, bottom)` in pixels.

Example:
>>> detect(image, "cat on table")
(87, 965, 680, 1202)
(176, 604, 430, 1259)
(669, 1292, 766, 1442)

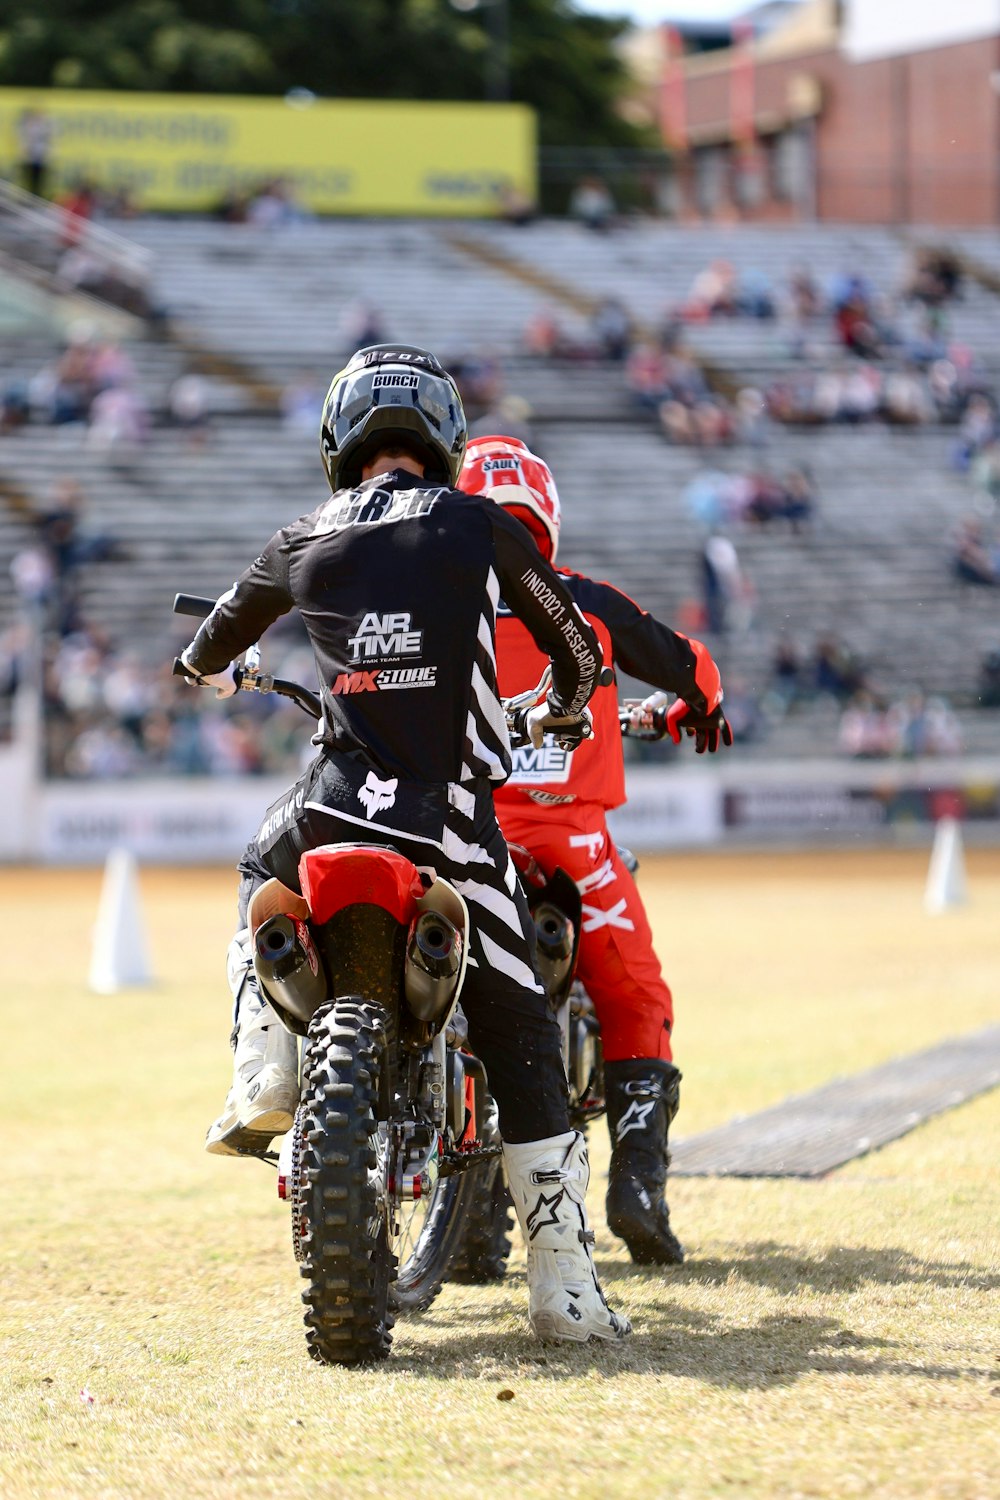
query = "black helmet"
(320, 344, 468, 491)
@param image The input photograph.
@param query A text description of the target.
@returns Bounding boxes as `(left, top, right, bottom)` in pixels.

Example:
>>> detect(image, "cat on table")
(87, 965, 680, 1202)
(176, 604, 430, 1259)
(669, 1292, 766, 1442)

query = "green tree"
(0, 0, 645, 148)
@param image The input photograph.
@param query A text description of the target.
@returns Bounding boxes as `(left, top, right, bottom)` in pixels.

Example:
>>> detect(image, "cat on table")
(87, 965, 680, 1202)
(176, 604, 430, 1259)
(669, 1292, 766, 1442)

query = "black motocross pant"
(237, 751, 569, 1144)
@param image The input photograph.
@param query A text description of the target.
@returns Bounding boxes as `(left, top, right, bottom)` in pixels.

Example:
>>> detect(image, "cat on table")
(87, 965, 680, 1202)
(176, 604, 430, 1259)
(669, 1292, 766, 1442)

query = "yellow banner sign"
(0, 88, 536, 216)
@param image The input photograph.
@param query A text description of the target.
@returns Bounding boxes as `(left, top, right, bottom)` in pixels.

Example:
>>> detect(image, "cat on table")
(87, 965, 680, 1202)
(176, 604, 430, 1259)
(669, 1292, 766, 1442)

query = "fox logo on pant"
(358, 771, 398, 820)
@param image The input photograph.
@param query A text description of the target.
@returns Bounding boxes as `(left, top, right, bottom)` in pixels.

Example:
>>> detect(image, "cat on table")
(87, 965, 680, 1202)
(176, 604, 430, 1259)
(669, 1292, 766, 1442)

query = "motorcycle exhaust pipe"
(532, 901, 575, 995)
(404, 910, 463, 1024)
(253, 913, 327, 1030)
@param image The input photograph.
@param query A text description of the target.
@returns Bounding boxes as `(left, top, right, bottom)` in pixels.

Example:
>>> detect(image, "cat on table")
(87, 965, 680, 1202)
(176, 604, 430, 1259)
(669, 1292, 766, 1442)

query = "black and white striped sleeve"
(490, 506, 602, 715)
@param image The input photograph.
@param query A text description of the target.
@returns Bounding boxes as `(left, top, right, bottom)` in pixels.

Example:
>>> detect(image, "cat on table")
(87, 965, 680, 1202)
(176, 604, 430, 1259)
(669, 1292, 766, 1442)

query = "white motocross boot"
(205, 929, 300, 1157)
(503, 1130, 632, 1343)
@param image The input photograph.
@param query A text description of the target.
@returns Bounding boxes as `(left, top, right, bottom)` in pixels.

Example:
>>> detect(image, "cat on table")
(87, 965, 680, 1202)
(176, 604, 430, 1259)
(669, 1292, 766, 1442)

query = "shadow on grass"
(627, 1241, 1000, 1295)
(386, 1243, 995, 1386)
(391, 1298, 992, 1389)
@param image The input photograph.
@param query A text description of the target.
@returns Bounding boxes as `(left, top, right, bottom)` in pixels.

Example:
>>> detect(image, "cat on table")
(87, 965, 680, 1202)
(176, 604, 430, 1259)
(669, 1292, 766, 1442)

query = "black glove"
(512, 698, 594, 750)
(666, 698, 733, 754)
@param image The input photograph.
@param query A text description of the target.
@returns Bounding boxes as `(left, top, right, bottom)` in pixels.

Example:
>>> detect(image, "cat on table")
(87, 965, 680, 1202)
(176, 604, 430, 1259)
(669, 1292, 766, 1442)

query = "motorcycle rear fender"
(299, 843, 425, 926)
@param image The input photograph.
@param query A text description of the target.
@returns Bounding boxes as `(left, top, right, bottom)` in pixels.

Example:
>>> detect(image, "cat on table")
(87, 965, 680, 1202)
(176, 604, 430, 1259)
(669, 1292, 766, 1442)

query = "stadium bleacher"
(2, 215, 999, 765)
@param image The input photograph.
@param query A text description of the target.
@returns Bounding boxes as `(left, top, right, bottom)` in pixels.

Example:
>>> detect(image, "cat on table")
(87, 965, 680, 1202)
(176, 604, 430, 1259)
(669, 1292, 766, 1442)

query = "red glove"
(666, 698, 733, 754)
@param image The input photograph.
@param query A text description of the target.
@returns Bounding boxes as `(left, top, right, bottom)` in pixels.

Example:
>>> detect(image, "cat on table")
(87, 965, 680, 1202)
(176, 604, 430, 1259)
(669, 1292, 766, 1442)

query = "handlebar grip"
(599, 666, 614, 688)
(173, 593, 216, 619)
(172, 656, 194, 678)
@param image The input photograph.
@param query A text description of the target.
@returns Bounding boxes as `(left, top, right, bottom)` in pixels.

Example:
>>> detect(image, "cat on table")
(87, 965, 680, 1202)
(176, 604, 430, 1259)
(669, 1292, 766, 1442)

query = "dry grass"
(1, 850, 998, 1500)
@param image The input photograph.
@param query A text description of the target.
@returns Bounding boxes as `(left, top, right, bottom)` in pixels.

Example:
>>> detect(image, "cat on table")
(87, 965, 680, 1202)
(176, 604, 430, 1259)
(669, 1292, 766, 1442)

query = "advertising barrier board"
(0, 88, 536, 216)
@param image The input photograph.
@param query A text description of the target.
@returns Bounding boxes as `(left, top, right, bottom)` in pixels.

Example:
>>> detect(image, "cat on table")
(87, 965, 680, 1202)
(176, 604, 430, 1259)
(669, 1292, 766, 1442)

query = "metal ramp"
(670, 1024, 1000, 1178)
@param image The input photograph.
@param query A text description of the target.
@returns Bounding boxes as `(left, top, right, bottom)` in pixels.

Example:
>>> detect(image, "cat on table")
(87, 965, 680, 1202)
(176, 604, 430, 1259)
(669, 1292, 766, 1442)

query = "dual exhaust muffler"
(252, 897, 465, 1033)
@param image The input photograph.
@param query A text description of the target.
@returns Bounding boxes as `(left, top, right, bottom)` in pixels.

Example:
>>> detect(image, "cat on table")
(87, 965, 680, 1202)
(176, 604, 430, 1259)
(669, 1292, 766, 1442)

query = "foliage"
(0, 0, 646, 147)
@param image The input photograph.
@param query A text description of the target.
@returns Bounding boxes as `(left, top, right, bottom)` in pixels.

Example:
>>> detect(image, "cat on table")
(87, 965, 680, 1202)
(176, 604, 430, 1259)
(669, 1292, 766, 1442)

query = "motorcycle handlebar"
(173, 592, 216, 620)
(173, 594, 618, 735)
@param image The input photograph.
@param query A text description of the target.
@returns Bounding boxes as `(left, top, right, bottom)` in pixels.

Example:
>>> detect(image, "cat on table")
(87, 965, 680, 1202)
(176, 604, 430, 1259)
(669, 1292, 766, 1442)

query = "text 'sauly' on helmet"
(459, 434, 562, 562)
(320, 344, 468, 492)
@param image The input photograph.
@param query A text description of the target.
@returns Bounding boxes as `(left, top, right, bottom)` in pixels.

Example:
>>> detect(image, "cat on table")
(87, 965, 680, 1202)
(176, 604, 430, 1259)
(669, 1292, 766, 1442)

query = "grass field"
(2, 849, 998, 1500)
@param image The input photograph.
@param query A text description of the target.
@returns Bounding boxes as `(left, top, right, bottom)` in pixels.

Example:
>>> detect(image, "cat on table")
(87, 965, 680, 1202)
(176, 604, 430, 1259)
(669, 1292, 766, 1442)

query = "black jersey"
(182, 471, 602, 784)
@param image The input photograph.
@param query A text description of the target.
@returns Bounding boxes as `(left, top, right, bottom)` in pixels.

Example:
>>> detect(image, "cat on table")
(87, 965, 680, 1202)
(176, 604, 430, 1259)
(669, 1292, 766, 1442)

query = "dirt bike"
(173, 593, 504, 1363)
(447, 684, 671, 1286)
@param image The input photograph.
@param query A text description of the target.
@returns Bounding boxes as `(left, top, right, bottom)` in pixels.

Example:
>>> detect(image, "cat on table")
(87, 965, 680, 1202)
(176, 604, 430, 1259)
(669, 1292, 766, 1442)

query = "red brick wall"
(679, 35, 1000, 225)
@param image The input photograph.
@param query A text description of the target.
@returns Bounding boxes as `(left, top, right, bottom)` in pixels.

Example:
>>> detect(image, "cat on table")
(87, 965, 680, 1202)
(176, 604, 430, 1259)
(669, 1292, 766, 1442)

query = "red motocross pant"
(497, 797, 674, 1063)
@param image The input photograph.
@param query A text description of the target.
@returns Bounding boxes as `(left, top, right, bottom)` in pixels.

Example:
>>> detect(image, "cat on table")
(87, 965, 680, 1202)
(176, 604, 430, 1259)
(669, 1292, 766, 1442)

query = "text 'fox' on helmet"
(320, 343, 468, 492)
(459, 434, 562, 562)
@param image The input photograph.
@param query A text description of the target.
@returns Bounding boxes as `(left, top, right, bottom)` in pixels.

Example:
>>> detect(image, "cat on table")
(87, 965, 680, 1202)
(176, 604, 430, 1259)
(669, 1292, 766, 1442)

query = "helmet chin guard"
(459, 434, 562, 562)
(320, 344, 468, 491)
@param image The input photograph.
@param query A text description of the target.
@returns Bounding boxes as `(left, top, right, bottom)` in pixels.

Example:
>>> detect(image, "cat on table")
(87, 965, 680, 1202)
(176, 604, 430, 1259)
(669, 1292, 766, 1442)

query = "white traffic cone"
(924, 816, 968, 915)
(88, 847, 153, 993)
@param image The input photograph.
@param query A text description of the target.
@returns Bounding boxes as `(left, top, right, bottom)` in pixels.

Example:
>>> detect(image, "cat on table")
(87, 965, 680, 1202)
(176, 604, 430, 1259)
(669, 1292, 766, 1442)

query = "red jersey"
(495, 570, 715, 811)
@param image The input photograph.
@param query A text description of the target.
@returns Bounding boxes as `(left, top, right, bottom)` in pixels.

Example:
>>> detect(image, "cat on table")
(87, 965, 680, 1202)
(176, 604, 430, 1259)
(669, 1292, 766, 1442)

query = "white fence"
(4, 735, 1000, 864)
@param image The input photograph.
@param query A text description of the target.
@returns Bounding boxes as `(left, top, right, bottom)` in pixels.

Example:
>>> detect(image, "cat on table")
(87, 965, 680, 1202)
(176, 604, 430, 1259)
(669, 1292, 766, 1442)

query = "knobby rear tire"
(296, 997, 396, 1366)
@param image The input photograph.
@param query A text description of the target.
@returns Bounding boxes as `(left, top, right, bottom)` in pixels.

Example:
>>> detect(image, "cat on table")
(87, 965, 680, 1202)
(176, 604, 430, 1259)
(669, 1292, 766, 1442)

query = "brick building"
(649, 0, 1000, 226)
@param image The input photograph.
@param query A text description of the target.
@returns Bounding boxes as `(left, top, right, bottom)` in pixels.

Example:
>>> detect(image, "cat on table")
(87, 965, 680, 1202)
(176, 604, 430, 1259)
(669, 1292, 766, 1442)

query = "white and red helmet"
(460, 434, 562, 562)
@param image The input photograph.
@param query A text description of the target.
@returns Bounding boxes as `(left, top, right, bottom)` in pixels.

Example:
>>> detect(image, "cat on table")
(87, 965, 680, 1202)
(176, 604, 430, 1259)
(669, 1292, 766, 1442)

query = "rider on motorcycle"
(459, 434, 732, 1266)
(178, 346, 630, 1344)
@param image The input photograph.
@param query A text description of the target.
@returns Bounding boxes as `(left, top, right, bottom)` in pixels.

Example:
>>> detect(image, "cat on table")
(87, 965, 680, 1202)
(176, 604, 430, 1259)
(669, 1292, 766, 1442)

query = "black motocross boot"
(604, 1058, 685, 1266)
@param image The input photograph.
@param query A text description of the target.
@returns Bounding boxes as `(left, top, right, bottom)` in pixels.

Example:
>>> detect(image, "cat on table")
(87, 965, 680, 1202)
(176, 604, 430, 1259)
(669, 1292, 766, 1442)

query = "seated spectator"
(682, 470, 734, 529)
(969, 441, 1000, 503)
(684, 260, 739, 320)
(569, 175, 615, 232)
(787, 263, 823, 321)
(0, 381, 30, 433)
(58, 176, 98, 250)
(168, 372, 210, 446)
(766, 635, 806, 716)
(496, 182, 537, 226)
(904, 247, 962, 307)
(882, 365, 932, 426)
(690, 398, 733, 447)
(247, 177, 305, 229)
(886, 692, 963, 758)
(449, 353, 503, 418)
(838, 690, 892, 758)
(626, 340, 671, 412)
(977, 648, 1000, 707)
(952, 517, 999, 586)
(780, 466, 817, 531)
(91, 340, 136, 394)
(591, 297, 633, 362)
(47, 336, 99, 424)
(834, 285, 882, 358)
(813, 634, 866, 702)
(735, 385, 768, 447)
(951, 394, 996, 470)
(86, 384, 149, 462)
(737, 269, 776, 320)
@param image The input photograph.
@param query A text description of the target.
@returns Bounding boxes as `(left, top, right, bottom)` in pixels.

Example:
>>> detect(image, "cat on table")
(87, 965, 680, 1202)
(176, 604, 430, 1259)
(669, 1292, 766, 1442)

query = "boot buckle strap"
(623, 1078, 663, 1099)
(530, 1168, 568, 1185)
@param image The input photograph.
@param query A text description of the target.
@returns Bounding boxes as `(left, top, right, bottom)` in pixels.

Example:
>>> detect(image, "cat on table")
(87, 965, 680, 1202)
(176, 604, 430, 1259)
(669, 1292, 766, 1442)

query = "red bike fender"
(298, 845, 425, 926)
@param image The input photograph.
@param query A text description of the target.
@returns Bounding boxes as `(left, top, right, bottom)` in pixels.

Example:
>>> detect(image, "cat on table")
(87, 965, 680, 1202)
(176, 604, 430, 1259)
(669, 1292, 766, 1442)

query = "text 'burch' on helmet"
(460, 434, 562, 562)
(320, 344, 468, 491)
